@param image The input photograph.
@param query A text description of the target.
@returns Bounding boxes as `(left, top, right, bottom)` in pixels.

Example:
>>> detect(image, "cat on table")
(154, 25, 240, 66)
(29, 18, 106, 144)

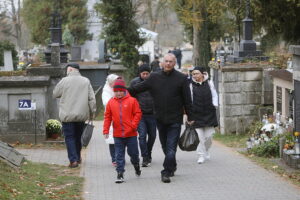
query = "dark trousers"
(157, 122, 181, 176)
(114, 136, 140, 173)
(109, 144, 116, 163)
(62, 122, 85, 163)
(137, 115, 157, 159)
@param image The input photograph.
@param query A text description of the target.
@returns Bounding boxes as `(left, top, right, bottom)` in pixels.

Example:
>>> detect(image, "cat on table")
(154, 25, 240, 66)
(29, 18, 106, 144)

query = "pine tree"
(95, 0, 145, 79)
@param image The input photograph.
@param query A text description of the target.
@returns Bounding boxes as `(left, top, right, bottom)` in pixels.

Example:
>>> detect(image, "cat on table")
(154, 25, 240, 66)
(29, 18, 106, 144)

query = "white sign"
(31, 102, 36, 110)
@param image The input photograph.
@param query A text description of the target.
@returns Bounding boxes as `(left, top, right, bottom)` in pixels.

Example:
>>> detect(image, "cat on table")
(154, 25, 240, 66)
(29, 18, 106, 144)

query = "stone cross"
(245, 0, 251, 18)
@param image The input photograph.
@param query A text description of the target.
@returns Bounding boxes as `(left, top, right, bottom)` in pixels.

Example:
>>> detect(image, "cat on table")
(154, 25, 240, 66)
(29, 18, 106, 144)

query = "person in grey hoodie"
(53, 63, 96, 168)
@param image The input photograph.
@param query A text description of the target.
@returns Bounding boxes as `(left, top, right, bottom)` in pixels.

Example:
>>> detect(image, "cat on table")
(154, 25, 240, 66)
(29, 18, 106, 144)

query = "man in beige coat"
(53, 63, 96, 168)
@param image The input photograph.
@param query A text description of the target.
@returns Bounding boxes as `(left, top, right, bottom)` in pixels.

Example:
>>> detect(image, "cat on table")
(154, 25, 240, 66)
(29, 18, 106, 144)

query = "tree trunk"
(10, 0, 22, 49)
(192, 1, 210, 67)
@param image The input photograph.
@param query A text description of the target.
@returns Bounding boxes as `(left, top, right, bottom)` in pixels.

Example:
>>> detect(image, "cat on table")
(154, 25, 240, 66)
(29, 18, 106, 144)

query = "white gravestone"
(3, 50, 14, 71)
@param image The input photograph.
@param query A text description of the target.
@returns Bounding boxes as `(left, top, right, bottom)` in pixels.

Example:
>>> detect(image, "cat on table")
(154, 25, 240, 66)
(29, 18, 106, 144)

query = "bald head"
(163, 53, 176, 72)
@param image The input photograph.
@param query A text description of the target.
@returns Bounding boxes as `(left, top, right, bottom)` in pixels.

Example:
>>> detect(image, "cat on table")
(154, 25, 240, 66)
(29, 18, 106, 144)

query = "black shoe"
(170, 167, 177, 177)
(115, 172, 124, 183)
(134, 164, 141, 176)
(169, 171, 174, 177)
(142, 157, 150, 167)
(161, 174, 171, 183)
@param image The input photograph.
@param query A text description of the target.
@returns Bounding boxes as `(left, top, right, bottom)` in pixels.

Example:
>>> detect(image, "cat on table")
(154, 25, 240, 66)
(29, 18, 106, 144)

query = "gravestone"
(70, 45, 82, 62)
(51, 43, 60, 67)
(0, 141, 24, 167)
(227, 0, 266, 63)
(98, 39, 107, 63)
(44, 2, 68, 64)
(3, 51, 14, 71)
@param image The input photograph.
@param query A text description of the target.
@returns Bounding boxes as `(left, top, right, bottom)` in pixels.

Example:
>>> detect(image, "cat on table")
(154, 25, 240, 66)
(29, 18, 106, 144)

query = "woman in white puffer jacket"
(102, 74, 120, 166)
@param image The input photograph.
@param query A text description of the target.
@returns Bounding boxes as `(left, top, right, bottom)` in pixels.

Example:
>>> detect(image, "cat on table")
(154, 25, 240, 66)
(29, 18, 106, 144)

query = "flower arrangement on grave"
(247, 113, 294, 157)
(46, 119, 62, 139)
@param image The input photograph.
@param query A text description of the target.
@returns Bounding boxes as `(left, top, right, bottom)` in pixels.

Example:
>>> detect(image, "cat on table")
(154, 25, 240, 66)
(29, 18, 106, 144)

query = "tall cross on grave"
(44, 0, 68, 64)
(50, 0, 62, 44)
(245, 0, 251, 18)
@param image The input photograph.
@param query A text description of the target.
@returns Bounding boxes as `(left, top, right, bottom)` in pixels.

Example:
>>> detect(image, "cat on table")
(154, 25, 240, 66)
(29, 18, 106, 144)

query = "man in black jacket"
(130, 64, 157, 167)
(128, 53, 193, 183)
(150, 56, 161, 72)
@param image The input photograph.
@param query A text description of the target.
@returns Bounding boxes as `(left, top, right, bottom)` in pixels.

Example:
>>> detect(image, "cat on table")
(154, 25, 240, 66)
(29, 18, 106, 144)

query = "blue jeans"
(109, 144, 116, 163)
(62, 122, 85, 163)
(137, 115, 157, 159)
(156, 122, 181, 176)
(114, 136, 140, 173)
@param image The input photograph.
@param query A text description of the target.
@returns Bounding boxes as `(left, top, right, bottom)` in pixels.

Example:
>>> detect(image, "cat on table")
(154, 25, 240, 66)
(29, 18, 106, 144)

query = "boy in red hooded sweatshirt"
(103, 79, 142, 183)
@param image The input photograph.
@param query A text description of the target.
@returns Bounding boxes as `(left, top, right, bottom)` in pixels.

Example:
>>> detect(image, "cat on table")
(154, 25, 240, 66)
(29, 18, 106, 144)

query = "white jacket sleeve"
(208, 80, 219, 107)
(102, 85, 113, 107)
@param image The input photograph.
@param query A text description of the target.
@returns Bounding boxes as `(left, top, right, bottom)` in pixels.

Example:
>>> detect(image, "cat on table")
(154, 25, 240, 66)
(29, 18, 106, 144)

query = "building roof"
(138, 28, 158, 40)
(269, 69, 293, 82)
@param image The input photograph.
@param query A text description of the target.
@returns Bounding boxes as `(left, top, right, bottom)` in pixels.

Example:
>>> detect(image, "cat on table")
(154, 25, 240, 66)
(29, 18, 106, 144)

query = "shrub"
(45, 119, 62, 135)
(249, 139, 279, 157)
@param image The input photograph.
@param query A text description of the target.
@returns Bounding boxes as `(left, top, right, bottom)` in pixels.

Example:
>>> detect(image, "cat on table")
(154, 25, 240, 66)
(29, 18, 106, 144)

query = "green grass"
(95, 106, 104, 121)
(0, 160, 83, 200)
(213, 133, 248, 148)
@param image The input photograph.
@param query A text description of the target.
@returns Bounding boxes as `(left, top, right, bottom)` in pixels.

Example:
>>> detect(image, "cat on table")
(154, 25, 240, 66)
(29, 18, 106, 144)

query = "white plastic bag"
(105, 126, 114, 144)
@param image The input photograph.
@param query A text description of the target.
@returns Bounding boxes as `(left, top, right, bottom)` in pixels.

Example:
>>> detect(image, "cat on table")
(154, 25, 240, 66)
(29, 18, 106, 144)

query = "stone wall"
(213, 64, 273, 134)
(290, 45, 300, 131)
(0, 76, 50, 143)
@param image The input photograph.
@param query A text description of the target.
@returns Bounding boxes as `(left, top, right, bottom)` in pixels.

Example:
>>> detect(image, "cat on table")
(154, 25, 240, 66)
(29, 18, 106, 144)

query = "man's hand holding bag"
(81, 121, 94, 147)
(178, 123, 199, 151)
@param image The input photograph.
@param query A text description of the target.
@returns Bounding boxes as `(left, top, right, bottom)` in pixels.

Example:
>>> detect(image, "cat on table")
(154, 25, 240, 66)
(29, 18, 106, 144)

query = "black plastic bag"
(81, 121, 94, 147)
(178, 124, 199, 151)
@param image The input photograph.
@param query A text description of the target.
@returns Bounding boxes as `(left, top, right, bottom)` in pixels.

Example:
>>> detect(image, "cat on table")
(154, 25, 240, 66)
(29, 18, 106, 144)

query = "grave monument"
(228, 0, 266, 63)
(44, 0, 68, 64)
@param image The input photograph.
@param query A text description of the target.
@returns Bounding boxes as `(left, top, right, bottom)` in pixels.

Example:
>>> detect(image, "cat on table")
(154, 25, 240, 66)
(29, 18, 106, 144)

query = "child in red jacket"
(103, 79, 142, 183)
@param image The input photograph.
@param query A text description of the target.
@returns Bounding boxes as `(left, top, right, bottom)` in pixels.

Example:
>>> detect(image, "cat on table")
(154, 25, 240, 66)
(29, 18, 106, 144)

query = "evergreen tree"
(252, 0, 300, 45)
(22, 0, 91, 45)
(95, 0, 145, 79)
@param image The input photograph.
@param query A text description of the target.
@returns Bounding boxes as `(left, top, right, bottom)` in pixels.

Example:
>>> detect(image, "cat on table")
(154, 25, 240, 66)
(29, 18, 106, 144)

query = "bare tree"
(135, 0, 169, 31)
(0, 0, 23, 49)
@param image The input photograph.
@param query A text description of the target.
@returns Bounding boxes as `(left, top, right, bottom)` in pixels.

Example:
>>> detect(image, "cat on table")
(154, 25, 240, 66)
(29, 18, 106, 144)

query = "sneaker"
(197, 156, 205, 164)
(161, 174, 171, 183)
(142, 157, 150, 167)
(205, 152, 211, 160)
(134, 164, 141, 176)
(68, 161, 79, 168)
(115, 172, 124, 183)
(112, 162, 117, 167)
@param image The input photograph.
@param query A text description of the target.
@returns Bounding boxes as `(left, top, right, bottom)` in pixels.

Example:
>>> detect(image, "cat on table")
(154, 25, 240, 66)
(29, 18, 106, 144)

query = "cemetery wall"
(213, 64, 274, 134)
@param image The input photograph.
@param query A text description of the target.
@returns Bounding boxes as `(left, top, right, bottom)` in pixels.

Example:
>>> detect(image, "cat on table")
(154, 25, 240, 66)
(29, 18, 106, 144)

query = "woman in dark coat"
(189, 66, 218, 164)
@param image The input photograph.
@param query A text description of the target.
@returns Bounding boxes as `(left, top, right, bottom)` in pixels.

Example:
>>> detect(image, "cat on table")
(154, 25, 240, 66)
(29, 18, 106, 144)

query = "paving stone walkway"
(18, 121, 300, 200)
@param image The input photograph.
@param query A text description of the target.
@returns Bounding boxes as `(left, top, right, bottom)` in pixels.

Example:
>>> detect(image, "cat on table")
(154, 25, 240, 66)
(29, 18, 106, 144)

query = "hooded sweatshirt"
(103, 92, 142, 137)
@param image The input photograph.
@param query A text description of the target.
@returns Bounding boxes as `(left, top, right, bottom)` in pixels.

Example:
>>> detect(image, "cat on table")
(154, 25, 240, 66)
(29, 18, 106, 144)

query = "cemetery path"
(19, 121, 300, 200)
